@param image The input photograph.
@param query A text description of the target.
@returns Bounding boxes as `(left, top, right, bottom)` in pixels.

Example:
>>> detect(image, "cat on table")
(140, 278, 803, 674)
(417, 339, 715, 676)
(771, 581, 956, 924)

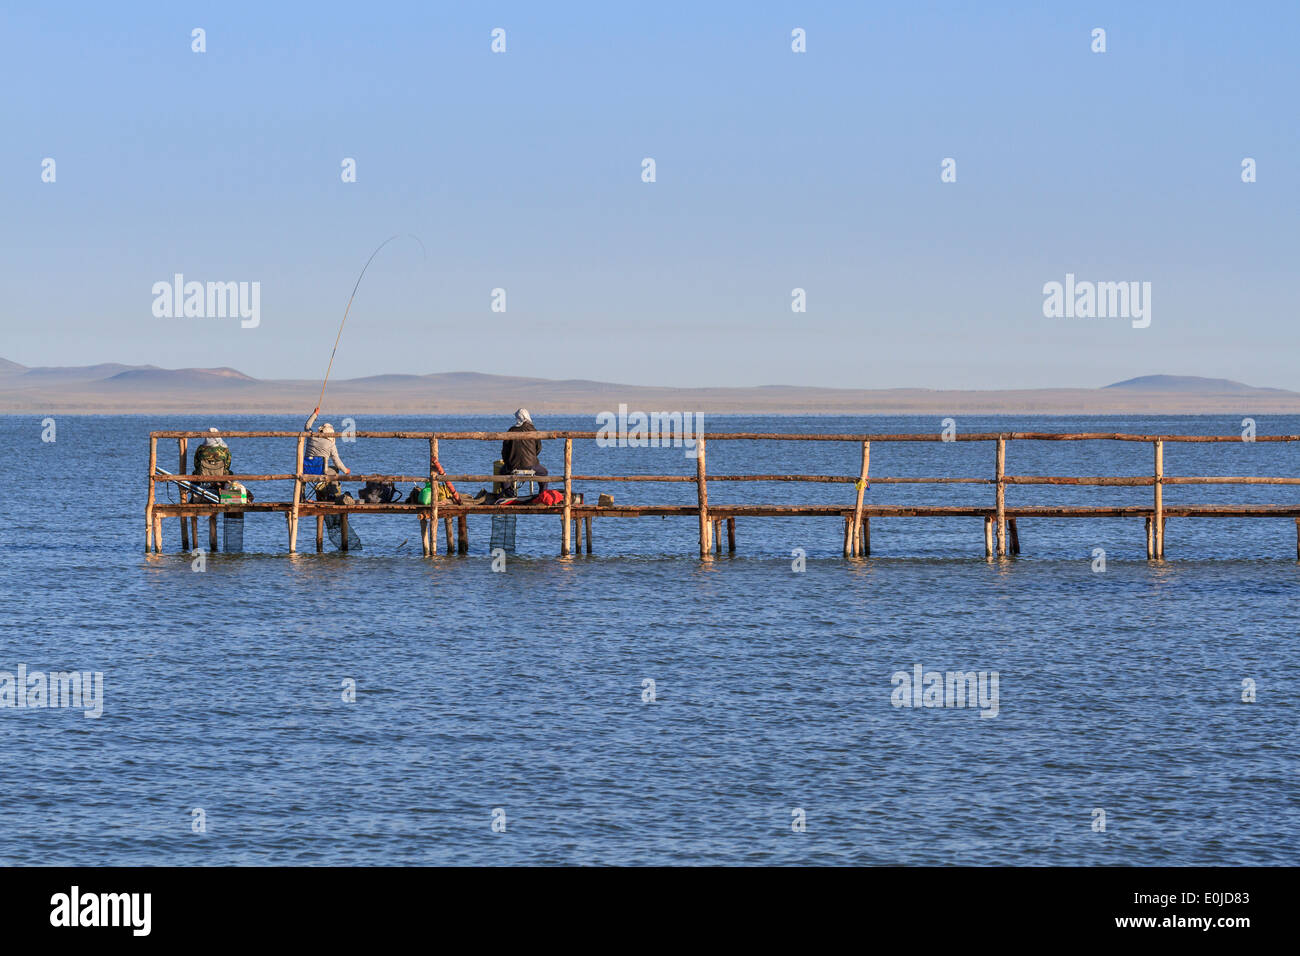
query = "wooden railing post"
(289, 434, 305, 553)
(178, 438, 189, 552)
(696, 437, 710, 556)
(995, 437, 1007, 556)
(562, 437, 573, 555)
(1153, 439, 1164, 559)
(145, 436, 158, 552)
(430, 438, 440, 555)
(849, 440, 870, 556)
(426, 439, 436, 554)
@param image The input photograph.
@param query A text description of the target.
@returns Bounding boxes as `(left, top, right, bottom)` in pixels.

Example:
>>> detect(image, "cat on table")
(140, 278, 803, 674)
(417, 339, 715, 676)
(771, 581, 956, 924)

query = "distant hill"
(3, 358, 1300, 414)
(102, 367, 259, 389)
(20, 362, 158, 382)
(1104, 375, 1287, 393)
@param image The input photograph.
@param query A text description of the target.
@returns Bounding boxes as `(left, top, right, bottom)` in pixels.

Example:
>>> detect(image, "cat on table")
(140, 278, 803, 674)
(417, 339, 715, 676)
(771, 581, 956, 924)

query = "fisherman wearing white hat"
(304, 406, 350, 500)
(500, 407, 547, 497)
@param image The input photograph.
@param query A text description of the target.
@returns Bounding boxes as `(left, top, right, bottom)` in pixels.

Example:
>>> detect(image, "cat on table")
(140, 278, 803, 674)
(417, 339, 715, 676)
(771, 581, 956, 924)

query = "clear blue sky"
(3, 1, 1297, 389)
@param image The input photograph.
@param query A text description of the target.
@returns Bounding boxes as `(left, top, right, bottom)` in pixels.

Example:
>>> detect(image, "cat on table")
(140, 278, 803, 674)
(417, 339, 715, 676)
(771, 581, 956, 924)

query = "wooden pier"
(145, 430, 1300, 559)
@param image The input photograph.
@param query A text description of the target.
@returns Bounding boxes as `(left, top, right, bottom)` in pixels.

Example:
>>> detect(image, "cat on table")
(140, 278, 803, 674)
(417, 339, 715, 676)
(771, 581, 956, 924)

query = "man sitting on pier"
(501, 408, 548, 498)
(304, 407, 351, 502)
(193, 426, 232, 493)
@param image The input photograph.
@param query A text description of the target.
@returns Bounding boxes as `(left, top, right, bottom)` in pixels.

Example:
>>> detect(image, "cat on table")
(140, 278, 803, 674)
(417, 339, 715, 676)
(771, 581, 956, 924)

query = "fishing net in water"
(222, 512, 244, 552)
(490, 514, 517, 553)
(324, 515, 363, 551)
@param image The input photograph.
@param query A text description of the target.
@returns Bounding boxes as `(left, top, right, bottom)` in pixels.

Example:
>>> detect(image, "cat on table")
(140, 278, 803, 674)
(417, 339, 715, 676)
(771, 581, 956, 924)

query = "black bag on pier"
(358, 480, 401, 504)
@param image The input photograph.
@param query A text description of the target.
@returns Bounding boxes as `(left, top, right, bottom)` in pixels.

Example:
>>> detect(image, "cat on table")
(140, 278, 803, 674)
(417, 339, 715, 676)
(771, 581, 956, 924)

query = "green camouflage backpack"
(194, 443, 232, 477)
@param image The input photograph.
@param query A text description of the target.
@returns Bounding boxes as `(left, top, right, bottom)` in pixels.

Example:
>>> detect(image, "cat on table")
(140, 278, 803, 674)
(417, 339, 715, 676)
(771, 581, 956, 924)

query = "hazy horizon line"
(0, 356, 1286, 395)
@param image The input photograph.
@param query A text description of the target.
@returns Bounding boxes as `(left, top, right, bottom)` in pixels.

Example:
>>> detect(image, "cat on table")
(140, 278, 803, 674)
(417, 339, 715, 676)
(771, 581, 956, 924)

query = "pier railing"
(145, 430, 1300, 559)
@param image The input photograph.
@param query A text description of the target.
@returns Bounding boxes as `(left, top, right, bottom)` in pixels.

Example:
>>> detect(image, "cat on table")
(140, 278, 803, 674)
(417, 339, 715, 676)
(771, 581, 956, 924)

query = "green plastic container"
(418, 483, 432, 506)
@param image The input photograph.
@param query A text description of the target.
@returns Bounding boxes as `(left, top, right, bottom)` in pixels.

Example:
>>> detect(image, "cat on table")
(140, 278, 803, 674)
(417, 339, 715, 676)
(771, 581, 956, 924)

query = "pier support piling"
(562, 438, 573, 555)
(1153, 440, 1165, 559)
(178, 438, 189, 552)
(696, 437, 710, 557)
(995, 437, 1007, 557)
(289, 435, 305, 553)
(849, 440, 870, 556)
(429, 439, 440, 556)
(146, 436, 157, 553)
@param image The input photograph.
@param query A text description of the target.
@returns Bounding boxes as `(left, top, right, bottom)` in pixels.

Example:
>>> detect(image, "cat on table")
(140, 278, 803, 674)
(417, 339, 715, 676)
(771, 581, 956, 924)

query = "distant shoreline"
(4, 362, 1299, 416)
(4, 397, 1300, 416)
(5, 389, 1300, 416)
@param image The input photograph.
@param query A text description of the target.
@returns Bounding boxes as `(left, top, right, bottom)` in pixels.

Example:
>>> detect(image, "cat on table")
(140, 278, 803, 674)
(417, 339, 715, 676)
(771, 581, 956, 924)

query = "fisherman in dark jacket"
(501, 408, 547, 495)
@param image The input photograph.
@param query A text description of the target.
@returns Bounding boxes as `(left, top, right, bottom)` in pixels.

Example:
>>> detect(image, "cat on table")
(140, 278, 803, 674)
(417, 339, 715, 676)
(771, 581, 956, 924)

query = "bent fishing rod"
(310, 234, 458, 502)
(316, 233, 426, 411)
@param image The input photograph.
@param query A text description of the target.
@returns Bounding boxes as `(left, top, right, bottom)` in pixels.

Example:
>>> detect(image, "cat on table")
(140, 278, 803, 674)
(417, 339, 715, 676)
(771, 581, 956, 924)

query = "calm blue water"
(1, 414, 1296, 865)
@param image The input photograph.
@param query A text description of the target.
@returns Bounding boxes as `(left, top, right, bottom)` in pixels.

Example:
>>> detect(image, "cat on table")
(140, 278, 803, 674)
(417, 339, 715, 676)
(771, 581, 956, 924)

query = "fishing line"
(317, 233, 427, 410)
